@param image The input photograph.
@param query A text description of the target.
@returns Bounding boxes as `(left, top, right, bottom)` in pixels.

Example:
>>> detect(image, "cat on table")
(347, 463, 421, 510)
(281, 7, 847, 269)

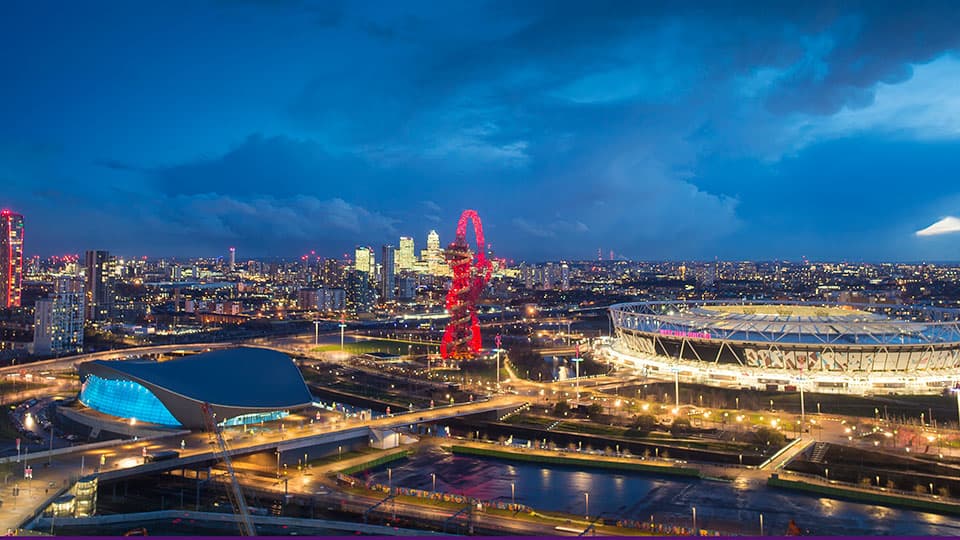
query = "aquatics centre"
(78, 347, 314, 429)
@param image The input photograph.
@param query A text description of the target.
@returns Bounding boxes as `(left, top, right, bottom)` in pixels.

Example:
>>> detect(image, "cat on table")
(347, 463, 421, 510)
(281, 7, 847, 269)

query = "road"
(0, 393, 528, 534)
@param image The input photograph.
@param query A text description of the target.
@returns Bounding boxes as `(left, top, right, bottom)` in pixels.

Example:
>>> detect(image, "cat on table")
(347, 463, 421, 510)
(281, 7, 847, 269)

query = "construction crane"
(200, 402, 256, 536)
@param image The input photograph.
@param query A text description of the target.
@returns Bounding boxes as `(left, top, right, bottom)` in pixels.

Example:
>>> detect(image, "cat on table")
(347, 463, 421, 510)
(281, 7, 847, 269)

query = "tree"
(553, 400, 571, 416)
(670, 417, 692, 434)
(754, 426, 786, 447)
(586, 403, 603, 418)
(632, 415, 659, 434)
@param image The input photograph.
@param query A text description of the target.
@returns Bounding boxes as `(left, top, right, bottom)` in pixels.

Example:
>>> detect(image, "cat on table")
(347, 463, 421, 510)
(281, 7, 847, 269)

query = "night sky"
(3, 1, 960, 262)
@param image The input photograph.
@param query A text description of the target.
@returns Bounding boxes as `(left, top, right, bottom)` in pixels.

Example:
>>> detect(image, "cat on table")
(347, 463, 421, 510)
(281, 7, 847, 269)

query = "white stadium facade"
(603, 301, 960, 396)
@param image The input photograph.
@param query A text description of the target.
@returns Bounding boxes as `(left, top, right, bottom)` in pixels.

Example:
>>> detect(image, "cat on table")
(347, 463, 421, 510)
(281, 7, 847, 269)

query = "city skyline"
(3, 2, 960, 261)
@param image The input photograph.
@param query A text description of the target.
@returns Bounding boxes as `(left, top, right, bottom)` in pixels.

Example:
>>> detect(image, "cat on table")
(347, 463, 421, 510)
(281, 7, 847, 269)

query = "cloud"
(512, 218, 555, 238)
(916, 216, 960, 237)
(786, 55, 960, 150)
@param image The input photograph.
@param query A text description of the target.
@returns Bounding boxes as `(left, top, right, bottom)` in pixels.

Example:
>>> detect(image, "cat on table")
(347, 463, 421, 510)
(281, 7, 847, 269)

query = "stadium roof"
(85, 347, 312, 408)
(611, 301, 960, 346)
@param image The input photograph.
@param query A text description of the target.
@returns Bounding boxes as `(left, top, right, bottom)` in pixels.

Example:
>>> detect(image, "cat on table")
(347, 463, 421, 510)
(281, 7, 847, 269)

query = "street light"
(584, 491, 589, 519)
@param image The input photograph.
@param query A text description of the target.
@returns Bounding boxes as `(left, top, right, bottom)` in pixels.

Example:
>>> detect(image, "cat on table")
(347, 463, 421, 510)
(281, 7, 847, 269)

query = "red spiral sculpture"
(440, 209, 493, 359)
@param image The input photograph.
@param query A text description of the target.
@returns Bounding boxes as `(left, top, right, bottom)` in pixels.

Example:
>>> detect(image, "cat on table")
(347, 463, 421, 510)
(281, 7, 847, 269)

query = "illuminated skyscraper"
(426, 230, 441, 274)
(84, 250, 116, 321)
(0, 210, 24, 308)
(354, 246, 374, 274)
(398, 236, 415, 271)
(228, 247, 236, 272)
(380, 245, 396, 301)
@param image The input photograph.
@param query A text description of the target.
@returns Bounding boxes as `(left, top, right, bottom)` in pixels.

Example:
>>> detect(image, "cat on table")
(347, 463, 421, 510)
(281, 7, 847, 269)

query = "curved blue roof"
(84, 347, 312, 408)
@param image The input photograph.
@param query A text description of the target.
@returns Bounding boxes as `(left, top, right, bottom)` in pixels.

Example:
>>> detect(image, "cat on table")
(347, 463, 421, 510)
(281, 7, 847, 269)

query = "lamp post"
(572, 344, 583, 401)
(314, 320, 321, 345)
(955, 389, 960, 431)
(275, 450, 280, 479)
(674, 366, 680, 411)
(495, 334, 502, 391)
(511, 482, 515, 505)
(760, 513, 764, 536)
(431, 473, 436, 493)
(798, 370, 805, 438)
(692, 506, 697, 533)
(339, 313, 346, 351)
(584, 491, 589, 520)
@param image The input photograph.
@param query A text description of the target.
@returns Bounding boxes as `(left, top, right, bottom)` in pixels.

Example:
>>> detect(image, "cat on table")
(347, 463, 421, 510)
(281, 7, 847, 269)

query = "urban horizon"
(4, 2, 960, 537)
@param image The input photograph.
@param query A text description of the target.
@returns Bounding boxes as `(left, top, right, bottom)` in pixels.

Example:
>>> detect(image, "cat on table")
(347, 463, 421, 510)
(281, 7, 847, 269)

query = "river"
(360, 445, 960, 536)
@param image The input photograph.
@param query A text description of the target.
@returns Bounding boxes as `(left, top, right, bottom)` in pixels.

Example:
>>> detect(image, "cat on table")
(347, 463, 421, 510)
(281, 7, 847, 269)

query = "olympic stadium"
(77, 347, 313, 429)
(604, 301, 960, 395)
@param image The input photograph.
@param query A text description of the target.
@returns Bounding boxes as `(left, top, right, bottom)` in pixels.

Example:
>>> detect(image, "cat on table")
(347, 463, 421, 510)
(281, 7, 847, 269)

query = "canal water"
(361, 446, 960, 536)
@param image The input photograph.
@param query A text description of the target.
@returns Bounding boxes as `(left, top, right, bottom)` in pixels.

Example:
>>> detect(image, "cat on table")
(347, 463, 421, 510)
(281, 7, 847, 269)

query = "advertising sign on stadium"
(659, 329, 712, 340)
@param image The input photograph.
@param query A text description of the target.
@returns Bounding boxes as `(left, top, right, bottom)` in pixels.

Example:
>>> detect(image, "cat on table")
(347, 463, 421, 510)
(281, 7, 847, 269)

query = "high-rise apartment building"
(560, 263, 570, 291)
(0, 210, 24, 308)
(84, 250, 116, 321)
(228, 247, 236, 272)
(381, 245, 396, 301)
(33, 277, 84, 355)
(320, 257, 345, 288)
(398, 236, 415, 271)
(346, 269, 374, 314)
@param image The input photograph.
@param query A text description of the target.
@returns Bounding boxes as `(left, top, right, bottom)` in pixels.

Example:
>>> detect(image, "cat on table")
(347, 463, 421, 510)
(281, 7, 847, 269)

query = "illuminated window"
(80, 375, 181, 426)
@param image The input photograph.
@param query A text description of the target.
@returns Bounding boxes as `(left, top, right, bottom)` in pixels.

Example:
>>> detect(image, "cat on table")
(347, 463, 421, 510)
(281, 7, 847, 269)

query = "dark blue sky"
(3, 0, 960, 262)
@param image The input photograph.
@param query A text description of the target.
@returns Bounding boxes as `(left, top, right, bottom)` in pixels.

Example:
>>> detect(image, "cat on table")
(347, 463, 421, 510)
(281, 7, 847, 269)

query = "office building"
(355, 246, 374, 275)
(398, 237, 415, 271)
(228, 247, 236, 272)
(381, 245, 396, 301)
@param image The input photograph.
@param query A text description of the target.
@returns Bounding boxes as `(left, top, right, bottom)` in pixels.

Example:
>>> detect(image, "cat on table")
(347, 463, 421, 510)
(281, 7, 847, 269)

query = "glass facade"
(220, 410, 289, 427)
(80, 375, 181, 426)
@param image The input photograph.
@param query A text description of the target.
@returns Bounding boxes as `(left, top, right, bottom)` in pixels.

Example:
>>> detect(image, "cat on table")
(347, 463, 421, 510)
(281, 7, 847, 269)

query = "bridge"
(0, 394, 526, 533)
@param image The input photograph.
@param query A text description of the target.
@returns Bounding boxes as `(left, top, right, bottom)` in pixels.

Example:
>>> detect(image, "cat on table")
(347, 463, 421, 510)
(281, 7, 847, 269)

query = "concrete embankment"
(449, 443, 702, 478)
(335, 448, 412, 475)
(768, 474, 960, 516)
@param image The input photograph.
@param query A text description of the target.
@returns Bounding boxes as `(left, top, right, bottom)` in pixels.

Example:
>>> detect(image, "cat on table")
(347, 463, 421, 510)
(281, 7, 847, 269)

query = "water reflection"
(364, 447, 960, 536)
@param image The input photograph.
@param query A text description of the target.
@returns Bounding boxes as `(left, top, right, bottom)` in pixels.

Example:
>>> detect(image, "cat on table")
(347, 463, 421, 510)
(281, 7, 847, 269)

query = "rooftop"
(84, 347, 312, 408)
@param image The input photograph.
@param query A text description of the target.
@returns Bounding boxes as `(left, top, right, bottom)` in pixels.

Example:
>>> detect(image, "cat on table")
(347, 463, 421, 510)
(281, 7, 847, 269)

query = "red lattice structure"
(440, 210, 493, 360)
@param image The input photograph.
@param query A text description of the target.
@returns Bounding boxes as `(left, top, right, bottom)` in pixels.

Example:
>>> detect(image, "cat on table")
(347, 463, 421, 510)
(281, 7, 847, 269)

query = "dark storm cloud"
(3, 0, 960, 259)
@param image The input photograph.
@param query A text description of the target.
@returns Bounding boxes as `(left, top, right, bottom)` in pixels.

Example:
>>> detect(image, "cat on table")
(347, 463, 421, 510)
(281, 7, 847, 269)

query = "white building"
(33, 277, 85, 355)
